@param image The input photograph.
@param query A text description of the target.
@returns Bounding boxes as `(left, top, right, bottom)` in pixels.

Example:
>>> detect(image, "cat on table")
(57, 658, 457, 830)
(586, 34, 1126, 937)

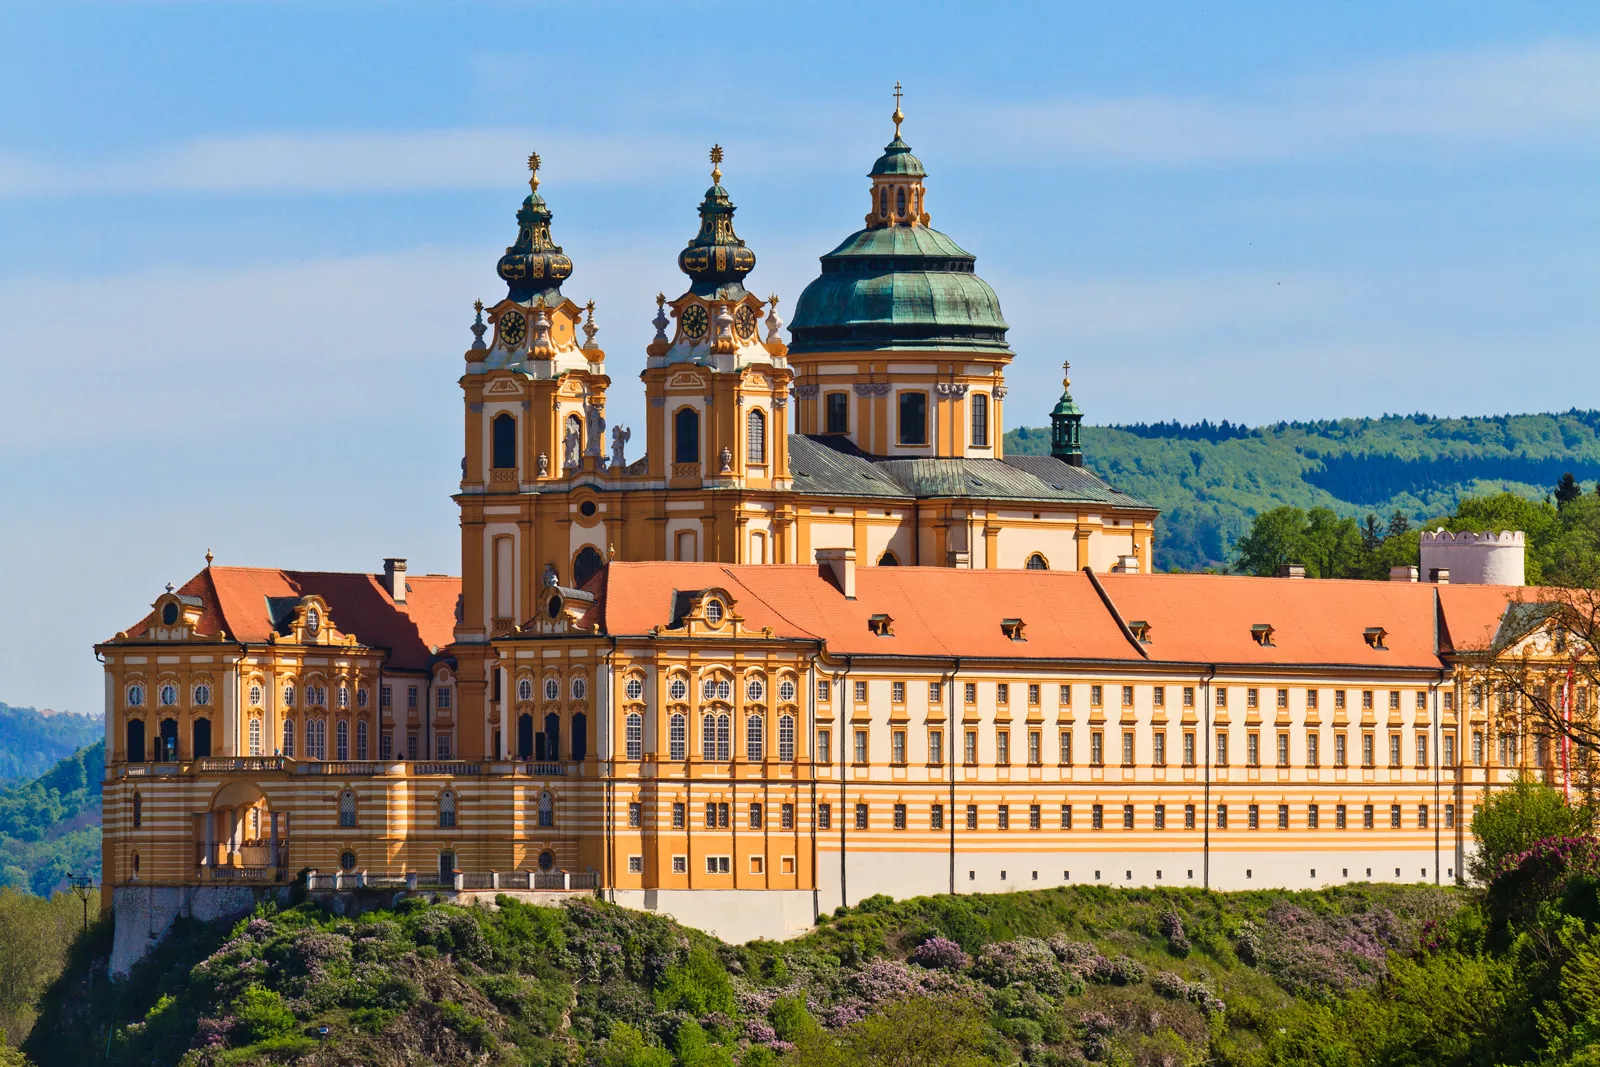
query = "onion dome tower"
(1050, 361, 1084, 466)
(496, 153, 574, 304)
(676, 146, 758, 302)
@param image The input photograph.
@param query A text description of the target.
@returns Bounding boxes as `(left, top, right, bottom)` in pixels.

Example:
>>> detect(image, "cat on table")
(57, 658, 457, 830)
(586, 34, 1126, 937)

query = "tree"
(597, 1023, 673, 1067)
(1558, 472, 1583, 508)
(784, 996, 995, 1067)
(1468, 775, 1587, 884)
(1234, 506, 1364, 578)
(653, 946, 735, 1016)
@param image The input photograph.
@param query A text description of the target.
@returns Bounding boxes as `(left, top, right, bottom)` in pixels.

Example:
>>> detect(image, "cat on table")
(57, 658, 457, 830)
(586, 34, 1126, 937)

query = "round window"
(779, 680, 796, 702)
(249, 684, 262, 706)
(544, 678, 560, 701)
(159, 684, 177, 706)
(194, 684, 211, 706)
(746, 679, 764, 702)
(305, 608, 321, 635)
(702, 679, 718, 701)
(572, 678, 587, 700)
(579, 500, 597, 518)
(625, 678, 644, 701)
(704, 599, 724, 624)
(538, 850, 556, 872)
(128, 685, 145, 707)
(161, 602, 179, 626)
(669, 679, 687, 701)
(547, 595, 562, 619)
(339, 850, 357, 871)
(519, 679, 533, 702)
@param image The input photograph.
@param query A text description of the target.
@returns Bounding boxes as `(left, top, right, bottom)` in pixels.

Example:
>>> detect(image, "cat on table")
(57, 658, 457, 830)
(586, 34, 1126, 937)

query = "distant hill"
(0, 741, 103, 896)
(1007, 409, 1600, 570)
(0, 703, 101, 784)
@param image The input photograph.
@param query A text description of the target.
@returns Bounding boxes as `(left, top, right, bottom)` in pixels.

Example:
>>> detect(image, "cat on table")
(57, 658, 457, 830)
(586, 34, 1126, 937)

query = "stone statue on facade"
(611, 425, 631, 469)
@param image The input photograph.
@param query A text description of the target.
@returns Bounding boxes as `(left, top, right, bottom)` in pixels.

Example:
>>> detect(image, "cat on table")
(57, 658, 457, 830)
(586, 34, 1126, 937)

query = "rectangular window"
(1389, 734, 1402, 767)
(1415, 691, 1427, 711)
(817, 728, 831, 762)
(1059, 730, 1072, 765)
(1247, 732, 1260, 767)
(996, 730, 1010, 764)
(1336, 804, 1348, 829)
(1363, 690, 1374, 710)
(855, 803, 868, 829)
(1418, 803, 1429, 829)
(706, 856, 730, 874)
(408, 686, 418, 709)
(1217, 804, 1228, 829)
(672, 855, 687, 874)
(1090, 731, 1104, 766)
(853, 680, 868, 704)
(928, 729, 944, 764)
(1362, 734, 1375, 767)
(1248, 803, 1260, 830)
(1387, 804, 1400, 828)
(892, 681, 906, 703)
(749, 803, 763, 829)
(1184, 803, 1196, 829)
(1277, 688, 1289, 709)
(817, 680, 831, 702)
(1473, 730, 1484, 765)
(1029, 803, 1041, 829)
(1092, 803, 1104, 829)
(970, 391, 989, 447)
(1247, 688, 1259, 709)
(1121, 730, 1135, 766)
(628, 802, 642, 828)
(1307, 733, 1320, 767)
(1389, 690, 1401, 711)
(1183, 686, 1195, 708)
(893, 803, 907, 830)
(1183, 731, 1195, 766)
(1153, 732, 1166, 766)
(1154, 803, 1166, 829)
(1307, 689, 1319, 710)
(1363, 804, 1375, 829)
(1278, 803, 1289, 829)
(628, 856, 642, 873)
(1122, 685, 1135, 707)
(1335, 734, 1348, 767)
(1444, 733, 1456, 766)
(1122, 804, 1134, 829)
(1308, 803, 1320, 829)
(966, 804, 978, 830)
(407, 733, 418, 760)
(1416, 734, 1429, 768)
(704, 803, 717, 829)
(380, 733, 393, 760)
(1444, 691, 1454, 711)
(997, 804, 1010, 830)
(1028, 730, 1041, 765)
(997, 683, 1010, 704)
(1216, 687, 1228, 709)
(898, 391, 928, 445)
(1335, 689, 1346, 710)
(965, 682, 977, 704)
(929, 681, 943, 703)
(1091, 684, 1103, 706)
(1061, 803, 1073, 829)
(854, 729, 868, 764)
(892, 730, 907, 765)
(672, 802, 685, 828)
(1277, 733, 1290, 767)
(1445, 803, 1455, 828)
(1028, 683, 1040, 706)
(965, 730, 977, 765)
(931, 803, 944, 830)
(1060, 684, 1072, 706)
(781, 803, 794, 829)
(1216, 732, 1229, 767)
(1154, 686, 1166, 708)
(825, 392, 849, 434)
(818, 803, 831, 830)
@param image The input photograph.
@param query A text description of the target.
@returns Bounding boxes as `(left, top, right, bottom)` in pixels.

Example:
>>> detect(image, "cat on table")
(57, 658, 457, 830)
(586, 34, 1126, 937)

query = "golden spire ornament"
(892, 81, 904, 137)
(1062, 360, 1072, 390)
(710, 144, 724, 184)
(527, 151, 541, 193)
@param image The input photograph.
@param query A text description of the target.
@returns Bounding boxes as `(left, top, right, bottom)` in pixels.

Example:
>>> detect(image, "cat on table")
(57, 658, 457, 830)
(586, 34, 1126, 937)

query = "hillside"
(0, 743, 103, 896)
(0, 705, 100, 785)
(22, 883, 1464, 1067)
(1006, 409, 1600, 570)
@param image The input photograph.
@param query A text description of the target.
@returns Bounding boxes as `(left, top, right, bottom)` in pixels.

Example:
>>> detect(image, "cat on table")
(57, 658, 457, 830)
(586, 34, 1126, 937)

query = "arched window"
(537, 791, 554, 828)
(669, 713, 686, 761)
(157, 718, 178, 762)
(336, 719, 349, 760)
(492, 413, 517, 469)
(747, 408, 766, 463)
(544, 712, 561, 760)
(703, 713, 730, 761)
(971, 392, 989, 447)
(879, 188, 888, 217)
(779, 714, 796, 762)
(625, 713, 643, 760)
(518, 678, 533, 702)
(248, 716, 262, 756)
(896, 187, 906, 216)
(544, 678, 559, 701)
(877, 551, 899, 566)
(132, 792, 143, 829)
(308, 719, 327, 760)
(571, 712, 588, 761)
(438, 790, 457, 829)
(339, 789, 357, 828)
(746, 714, 764, 761)
(159, 684, 177, 707)
(282, 719, 296, 758)
(192, 718, 212, 759)
(517, 713, 535, 759)
(573, 546, 604, 590)
(193, 683, 212, 706)
(356, 720, 368, 760)
(674, 408, 700, 464)
(1026, 553, 1049, 571)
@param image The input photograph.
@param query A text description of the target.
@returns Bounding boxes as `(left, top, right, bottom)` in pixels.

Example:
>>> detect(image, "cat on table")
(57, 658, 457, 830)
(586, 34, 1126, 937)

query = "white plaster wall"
(994, 526, 1079, 570)
(612, 889, 817, 943)
(806, 521, 854, 561)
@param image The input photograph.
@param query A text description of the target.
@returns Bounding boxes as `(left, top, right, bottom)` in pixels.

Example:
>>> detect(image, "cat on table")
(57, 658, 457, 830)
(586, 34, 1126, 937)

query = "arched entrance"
(201, 781, 285, 880)
(573, 546, 604, 590)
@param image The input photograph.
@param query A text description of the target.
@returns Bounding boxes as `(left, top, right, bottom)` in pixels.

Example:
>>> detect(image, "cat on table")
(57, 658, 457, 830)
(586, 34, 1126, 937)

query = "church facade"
(99, 107, 1539, 958)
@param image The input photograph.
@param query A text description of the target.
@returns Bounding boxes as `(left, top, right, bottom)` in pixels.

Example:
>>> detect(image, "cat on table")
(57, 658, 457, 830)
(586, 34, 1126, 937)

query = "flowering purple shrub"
(1047, 936, 1100, 966)
(909, 935, 970, 970)
(1248, 901, 1405, 998)
(1487, 834, 1600, 934)
(1159, 908, 1192, 956)
(973, 937, 1068, 995)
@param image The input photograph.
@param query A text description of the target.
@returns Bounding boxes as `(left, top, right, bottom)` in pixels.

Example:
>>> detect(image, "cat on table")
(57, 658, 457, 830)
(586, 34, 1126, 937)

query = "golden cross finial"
(892, 81, 904, 137)
(527, 151, 541, 193)
(1062, 360, 1072, 390)
(656, 292, 666, 309)
(710, 144, 724, 184)
(473, 298, 484, 315)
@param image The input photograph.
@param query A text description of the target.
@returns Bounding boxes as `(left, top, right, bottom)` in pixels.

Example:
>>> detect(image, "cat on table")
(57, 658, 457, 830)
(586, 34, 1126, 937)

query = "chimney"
(1429, 567, 1450, 584)
(1277, 564, 1306, 579)
(1113, 554, 1140, 573)
(816, 547, 856, 600)
(1389, 565, 1418, 583)
(383, 558, 408, 604)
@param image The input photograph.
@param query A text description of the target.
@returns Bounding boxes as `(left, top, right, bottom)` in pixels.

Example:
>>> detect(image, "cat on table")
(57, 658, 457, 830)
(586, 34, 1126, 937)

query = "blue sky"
(4, 1, 1600, 714)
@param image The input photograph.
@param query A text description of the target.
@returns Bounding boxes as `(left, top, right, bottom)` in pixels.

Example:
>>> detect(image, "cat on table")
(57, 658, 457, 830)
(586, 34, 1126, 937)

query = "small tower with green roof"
(1050, 361, 1084, 466)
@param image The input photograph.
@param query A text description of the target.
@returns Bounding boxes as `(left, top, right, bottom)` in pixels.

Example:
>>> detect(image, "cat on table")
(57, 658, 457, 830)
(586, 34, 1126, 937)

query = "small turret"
(677, 145, 757, 300)
(496, 153, 574, 304)
(1050, 361, 1084, 466)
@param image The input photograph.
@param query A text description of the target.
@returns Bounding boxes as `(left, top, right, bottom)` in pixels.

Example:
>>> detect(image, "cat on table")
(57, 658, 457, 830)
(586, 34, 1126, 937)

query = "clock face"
(680, 303, 708, 341)
(733, 304, 758, 341)
(499, 311, 527, 347)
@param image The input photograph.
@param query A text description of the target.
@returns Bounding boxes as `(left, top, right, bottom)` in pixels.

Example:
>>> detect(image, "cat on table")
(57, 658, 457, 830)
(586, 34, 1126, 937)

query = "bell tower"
(1050, 361, 1084, 466)
(639, 146, 793, 505)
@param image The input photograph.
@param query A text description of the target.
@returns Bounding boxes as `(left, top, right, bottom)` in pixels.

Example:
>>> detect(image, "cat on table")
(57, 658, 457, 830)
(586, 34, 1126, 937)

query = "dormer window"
(868, 613, 894, 637)
(161, 602, 179, 626)
(1001, 618, 1026, 641)
(1128, 620, 1152, 644)
(1364, 627, 1389, 650)
(305, 608, 320, 636)
(547, 594, 563, 619)
(704, 599, 724, 625)
(1251, 624, 1275, 647)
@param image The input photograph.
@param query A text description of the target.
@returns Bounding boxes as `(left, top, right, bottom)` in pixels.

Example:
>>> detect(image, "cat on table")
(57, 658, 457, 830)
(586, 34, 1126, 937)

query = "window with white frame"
(626, 677, 644, 701)
(778, 714, 795, 762)
(669, 713, 686, 760)
(746, 677, 765, 702)
(356, 720, 368, 760)
(544, 678, 560, 701)
(283, 719, 296, 758)
(438, 790, 457, 828)
(746, 714, 764, 761)
(248, 716, 262, 756)
(625, 713, 643, 760)
(778, 678, 796, 702)
(336, 719, 349, 760)
(669, 677, 688, 701)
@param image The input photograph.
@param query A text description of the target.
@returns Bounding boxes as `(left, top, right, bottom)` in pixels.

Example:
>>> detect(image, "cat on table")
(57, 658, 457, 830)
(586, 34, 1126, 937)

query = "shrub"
(598, 1022, 673, 1067)
(768, 996, 817, 1043)
(1469, 775, 1588, 885)
(1159, 908, 1191, 957)
(232, 986, 297, 1043)
(655, 946, 736, 1016)
(910, 935, 971, 971)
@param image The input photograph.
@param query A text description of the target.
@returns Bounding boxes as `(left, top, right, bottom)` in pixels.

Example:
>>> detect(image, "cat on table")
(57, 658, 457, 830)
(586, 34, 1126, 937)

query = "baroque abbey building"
(99, 106, 1541, 966)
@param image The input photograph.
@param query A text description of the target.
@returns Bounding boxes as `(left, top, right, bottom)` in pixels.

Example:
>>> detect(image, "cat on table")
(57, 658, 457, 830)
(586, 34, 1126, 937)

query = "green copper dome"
(869, 135, 926, 177)
(788, 215, 1011, 355)
(496, 159, 572, 304)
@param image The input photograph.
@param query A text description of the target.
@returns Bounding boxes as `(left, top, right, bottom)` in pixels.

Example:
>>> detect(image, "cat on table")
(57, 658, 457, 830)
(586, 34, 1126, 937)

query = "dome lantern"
(676, 145, 758, 300)
(496, 152, 574, 304)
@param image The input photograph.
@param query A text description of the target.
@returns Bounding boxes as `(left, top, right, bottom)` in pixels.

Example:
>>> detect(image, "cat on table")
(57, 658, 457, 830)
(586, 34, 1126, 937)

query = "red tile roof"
(121, 566, 459, 672)
(1436, 584, 1548, 654)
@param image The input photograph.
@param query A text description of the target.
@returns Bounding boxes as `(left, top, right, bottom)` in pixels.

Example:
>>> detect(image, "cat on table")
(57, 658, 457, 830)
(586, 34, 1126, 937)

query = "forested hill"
(0, 741, 103, 896)
(1006, 410, 1600, 570)
(0, 704, 100, 785)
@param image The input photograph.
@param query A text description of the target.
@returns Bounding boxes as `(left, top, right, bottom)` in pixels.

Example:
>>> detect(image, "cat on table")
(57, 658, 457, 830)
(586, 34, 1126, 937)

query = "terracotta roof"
(1436, 584, 1552, 654)
(120, 566, 459, 672)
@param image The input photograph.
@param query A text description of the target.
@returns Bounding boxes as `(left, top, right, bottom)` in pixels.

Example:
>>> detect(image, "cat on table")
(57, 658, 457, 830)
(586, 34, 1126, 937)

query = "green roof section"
(869, 134, 926, 177)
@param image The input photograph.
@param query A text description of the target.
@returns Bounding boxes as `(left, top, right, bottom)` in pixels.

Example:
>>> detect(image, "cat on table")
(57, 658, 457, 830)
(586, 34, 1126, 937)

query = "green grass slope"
(1006, 410, 1600, 570)
(0, 742, 103, 896)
